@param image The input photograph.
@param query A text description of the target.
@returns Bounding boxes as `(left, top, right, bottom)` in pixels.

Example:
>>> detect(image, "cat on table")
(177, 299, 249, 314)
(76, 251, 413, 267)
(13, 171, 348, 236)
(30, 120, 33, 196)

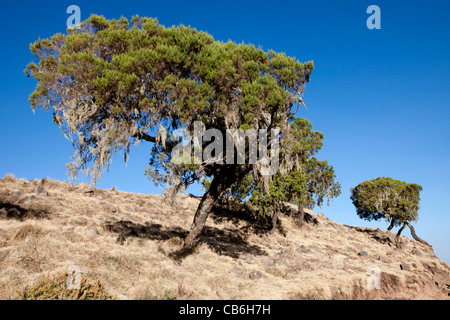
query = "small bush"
(17, 272, 115, 300)
(151, 290, 177, 300)
(136, 288, 177, 300)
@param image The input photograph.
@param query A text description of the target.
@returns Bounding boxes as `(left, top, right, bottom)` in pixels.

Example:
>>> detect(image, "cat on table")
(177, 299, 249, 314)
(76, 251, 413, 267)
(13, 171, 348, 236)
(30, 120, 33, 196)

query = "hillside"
(0, 175, 449, 300)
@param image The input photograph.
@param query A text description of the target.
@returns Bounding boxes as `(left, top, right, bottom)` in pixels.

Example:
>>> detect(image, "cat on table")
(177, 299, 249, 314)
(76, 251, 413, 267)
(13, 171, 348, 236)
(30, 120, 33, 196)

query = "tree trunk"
(184, 165, 250, 248)
(406, 222, 432, 247)
(184, 186, 218, 247)
(271, 211, 278, 234)
(387, 218, 395, 231)
(395, 223, 406, 249)
(297, 207, 305, 228)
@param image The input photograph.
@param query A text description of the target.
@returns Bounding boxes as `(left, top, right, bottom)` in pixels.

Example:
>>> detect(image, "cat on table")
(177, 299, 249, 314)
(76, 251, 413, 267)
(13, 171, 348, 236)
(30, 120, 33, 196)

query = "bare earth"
(0, 175, 449, 300)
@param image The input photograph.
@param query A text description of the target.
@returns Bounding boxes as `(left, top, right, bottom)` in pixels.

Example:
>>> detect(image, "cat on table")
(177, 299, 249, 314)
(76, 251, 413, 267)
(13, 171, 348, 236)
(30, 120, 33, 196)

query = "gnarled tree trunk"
(184, 165, 250, 248)
(387, 217, 395, 231)
(395, 223, 406, 248)
(297, 206, 305, 228)
(269, 197, 279, 233)
(270, 210, 278, 233)
(406, 222, 432, 248)
(184, 185, 219, 248)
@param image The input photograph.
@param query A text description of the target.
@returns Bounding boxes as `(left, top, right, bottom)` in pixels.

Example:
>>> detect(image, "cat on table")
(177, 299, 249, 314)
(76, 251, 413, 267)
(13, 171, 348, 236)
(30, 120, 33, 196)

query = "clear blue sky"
(0, 0, 449, 263)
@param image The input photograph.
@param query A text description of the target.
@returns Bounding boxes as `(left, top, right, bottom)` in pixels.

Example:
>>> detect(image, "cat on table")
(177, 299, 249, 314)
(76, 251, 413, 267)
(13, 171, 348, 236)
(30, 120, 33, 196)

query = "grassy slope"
(0, 175, 449, 300)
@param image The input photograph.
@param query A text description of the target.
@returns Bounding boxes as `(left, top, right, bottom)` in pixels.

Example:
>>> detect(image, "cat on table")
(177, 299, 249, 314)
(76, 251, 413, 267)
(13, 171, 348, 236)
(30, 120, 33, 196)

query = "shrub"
(17, 272, 115, 300)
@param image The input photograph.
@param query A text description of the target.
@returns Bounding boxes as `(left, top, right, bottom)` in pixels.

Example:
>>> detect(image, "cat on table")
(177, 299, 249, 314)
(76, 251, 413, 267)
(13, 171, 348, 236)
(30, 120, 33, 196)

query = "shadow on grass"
(201, 226, 268, 258)
(210, 202, 273, 234)
(0, 199, 51, 221)
(346, 226, 394, 246)
(210, 201, 319, 236)
(103, 220, 187, 244)
(103, 220, 268, 261)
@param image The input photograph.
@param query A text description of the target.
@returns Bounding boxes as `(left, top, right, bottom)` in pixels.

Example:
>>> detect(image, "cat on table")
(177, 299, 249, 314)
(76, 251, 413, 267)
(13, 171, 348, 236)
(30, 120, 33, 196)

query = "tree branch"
(132, 131, 157, 143)
(132, 131, 175, 149)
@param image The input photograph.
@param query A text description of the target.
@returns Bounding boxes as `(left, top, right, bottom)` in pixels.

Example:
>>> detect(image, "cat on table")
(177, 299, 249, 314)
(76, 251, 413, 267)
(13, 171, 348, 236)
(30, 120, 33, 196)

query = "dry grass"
(0, 174, 449, 300)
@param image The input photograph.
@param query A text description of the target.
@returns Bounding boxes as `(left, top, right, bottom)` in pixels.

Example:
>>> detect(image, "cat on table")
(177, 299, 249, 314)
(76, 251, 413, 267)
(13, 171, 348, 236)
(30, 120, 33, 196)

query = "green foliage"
(157, 290, 177, 300)
(138, 288, 177, 300)
(25, 14, 341, 221)
(25, 14, 315, 187)
(231, 117, 341, 215)
(351, 177, 422, 226)
(17, 272, 115, 300)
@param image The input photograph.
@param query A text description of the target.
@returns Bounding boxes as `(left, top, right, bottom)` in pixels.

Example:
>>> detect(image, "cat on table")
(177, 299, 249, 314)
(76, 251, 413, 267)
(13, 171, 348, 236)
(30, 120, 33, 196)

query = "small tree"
(351, 177, 430, 248)
(25, 15, 338, 247)
(229, 117, 341, 232)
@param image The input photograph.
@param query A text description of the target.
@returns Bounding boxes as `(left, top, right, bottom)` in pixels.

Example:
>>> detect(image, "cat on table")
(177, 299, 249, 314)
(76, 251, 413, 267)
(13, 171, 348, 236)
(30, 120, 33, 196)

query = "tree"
(227, 117, 341, 232)
(350, 177, 430, 248)
(25, 14, 337, 247)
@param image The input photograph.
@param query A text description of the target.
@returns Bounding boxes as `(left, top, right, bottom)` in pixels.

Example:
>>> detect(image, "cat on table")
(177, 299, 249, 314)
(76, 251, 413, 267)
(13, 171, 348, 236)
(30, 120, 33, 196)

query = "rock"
(7, 208, 22, 218)
(352, 242, 364, 251)
(411, 248, 423, 256)
(426, 262, 436, 269)
(400, 263, 412, 271)
(241, 253, 254, 262)
(358, 251, 368, 257)
(296, 245, 311, 254)
(433, 275, 446, 288)
(84, 187, 95, 197)
(248, 270, 265, 280)
(103, 203, 117, 213)
(378, 256, 392, 264)
(230, 267, 245, 278)
(317, 213, 324, 218)
(261, 257, 275, 267)
(89, 226, 100, 235)
(0, 250, 9, 262)
(28, 195, 36, 201)
(35, 186, 48, 196)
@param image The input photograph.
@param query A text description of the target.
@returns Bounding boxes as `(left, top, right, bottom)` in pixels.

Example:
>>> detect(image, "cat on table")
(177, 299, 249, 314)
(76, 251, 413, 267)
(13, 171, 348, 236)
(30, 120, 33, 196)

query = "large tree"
(25, 15, 338, 247)
(351, 177, 430, 248)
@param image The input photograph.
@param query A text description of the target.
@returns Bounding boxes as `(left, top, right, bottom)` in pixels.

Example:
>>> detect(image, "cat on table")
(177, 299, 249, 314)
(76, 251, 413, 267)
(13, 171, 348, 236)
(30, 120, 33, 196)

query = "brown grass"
(0, 174, 449, 300)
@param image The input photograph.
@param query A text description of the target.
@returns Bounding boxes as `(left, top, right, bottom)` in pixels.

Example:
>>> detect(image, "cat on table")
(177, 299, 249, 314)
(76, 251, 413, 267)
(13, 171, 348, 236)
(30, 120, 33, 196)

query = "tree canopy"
(351, 177, 422, 225)
(25, 14, 339, 246)
(351, 177, 430, 248)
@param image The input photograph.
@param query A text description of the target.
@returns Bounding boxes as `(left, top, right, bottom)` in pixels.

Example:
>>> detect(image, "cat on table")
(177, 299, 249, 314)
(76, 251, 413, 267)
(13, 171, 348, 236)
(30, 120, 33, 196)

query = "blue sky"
(0, 0, 449, 263)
